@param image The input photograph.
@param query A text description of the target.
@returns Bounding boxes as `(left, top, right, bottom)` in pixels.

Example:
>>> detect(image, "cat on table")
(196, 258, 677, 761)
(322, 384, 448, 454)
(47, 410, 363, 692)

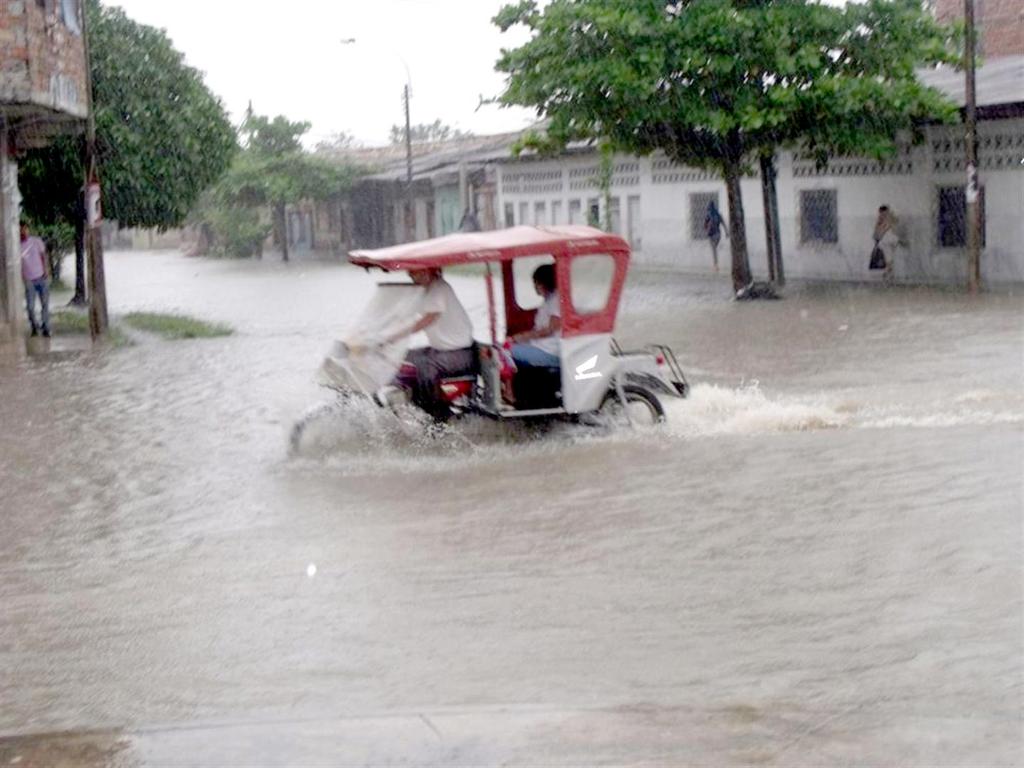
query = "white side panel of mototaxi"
(560, 334, 613, 413)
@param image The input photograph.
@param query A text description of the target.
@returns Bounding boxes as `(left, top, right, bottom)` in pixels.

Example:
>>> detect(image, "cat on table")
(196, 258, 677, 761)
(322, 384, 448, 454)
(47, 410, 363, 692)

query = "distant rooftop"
(918, 55, 1024, 111)
(330, 57, 1024, 183)
(318, 129, 531, 177)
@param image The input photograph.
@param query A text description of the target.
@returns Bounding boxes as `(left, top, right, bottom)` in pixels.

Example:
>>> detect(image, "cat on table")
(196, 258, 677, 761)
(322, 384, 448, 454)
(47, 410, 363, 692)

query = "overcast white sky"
(105, 0, 539, 148)
(107, 0, 852, 149)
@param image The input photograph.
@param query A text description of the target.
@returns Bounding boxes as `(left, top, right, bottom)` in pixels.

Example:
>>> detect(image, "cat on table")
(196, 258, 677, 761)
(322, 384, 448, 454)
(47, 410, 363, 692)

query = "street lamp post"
(403, 82, 413, 242)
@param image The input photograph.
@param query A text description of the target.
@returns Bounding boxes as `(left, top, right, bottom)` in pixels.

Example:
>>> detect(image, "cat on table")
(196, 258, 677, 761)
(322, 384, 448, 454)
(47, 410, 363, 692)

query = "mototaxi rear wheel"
(595, 384, 666, 428)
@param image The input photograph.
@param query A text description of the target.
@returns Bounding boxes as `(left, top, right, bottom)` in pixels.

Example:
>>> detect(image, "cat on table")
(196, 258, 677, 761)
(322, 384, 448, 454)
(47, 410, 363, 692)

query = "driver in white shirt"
(382, 267, 476, 420)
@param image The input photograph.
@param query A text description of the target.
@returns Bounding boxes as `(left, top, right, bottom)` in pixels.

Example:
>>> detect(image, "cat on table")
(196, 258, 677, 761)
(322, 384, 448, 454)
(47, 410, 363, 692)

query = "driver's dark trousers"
(396, 346, 476, 421)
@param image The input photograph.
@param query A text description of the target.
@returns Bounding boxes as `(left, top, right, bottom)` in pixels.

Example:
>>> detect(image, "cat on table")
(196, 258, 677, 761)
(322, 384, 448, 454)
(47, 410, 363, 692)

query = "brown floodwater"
(0, 250, 1021, 766)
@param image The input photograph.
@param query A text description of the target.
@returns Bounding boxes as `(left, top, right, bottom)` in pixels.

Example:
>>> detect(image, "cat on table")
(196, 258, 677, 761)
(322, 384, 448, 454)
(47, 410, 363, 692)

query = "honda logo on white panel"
(574, 355, 602, 381)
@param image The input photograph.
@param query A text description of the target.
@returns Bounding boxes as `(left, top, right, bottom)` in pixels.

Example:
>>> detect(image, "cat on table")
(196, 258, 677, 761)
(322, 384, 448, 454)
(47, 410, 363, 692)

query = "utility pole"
(81, 1, 107, 335)
(404, 83, 414, 241)
(964, 0, 981, 293)
(338, 39, 414, 242)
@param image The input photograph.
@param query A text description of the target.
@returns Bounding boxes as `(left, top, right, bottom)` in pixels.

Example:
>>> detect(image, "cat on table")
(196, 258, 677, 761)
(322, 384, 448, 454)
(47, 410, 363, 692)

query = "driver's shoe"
(373, 385, 406, 408)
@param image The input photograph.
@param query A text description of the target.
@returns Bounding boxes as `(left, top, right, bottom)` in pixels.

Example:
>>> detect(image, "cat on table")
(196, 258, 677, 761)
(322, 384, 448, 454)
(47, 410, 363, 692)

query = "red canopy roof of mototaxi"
(348, 225, 630, 271)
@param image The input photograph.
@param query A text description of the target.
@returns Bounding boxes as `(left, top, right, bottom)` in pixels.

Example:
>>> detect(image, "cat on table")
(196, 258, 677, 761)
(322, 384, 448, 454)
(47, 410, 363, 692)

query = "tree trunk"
(69, 214, 87, 305)
(766, 154, 785, 286)
(723, 162, 752, 292)
(760, 154, 777, 283)
(276, 203, 289, 262)
(49, 249, 61, 283)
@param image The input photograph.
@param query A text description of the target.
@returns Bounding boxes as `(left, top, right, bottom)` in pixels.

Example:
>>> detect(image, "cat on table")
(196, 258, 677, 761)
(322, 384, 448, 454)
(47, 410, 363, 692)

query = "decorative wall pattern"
(932, 128, 1024, 173)
(652, 158, 716, 184)
(568, 165, 601, 191)
(793, 149, 914, 178)
(611, 161, 641, 187)
(501, 169, 564, 195)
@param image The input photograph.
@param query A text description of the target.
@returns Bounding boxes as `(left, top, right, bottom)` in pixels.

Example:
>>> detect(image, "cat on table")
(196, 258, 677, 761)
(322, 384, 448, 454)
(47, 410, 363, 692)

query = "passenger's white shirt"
(530, 291, 561, 356)
(420, 278, 473, 351)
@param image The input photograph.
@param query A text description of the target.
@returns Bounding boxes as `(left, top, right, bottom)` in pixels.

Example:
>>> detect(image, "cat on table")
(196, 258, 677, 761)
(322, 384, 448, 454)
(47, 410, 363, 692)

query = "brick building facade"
(935, 0, 1024, 58)
(0, 0, 87, 354)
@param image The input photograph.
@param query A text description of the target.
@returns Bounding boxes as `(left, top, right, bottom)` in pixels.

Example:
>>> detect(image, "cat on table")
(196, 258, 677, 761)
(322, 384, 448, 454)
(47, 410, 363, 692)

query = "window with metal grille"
(799, 189, 838, 244)
(504, 203, 514, 228)
(937, 185, 986, 247)
(689, 192, 719, 240)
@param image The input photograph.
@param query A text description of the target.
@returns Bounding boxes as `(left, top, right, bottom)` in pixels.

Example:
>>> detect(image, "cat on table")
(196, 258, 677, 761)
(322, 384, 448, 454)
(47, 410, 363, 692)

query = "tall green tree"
(209, 111, 361, 261)
(495, 0, 958, 292)
(19, 0, 236, 302)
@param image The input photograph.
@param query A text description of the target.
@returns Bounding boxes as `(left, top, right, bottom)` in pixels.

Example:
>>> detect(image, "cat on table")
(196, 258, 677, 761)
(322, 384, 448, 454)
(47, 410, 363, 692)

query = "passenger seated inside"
(504, 264, 560, 407)
(509, 264, 560, 369)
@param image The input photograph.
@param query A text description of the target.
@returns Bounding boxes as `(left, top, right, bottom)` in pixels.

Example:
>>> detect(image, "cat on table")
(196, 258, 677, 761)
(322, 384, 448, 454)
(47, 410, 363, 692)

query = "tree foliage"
(20, 0, 236, 233)
(495, 0, 959, 290)
(241, 111, 309, 155)
(202, 111, 362, 260)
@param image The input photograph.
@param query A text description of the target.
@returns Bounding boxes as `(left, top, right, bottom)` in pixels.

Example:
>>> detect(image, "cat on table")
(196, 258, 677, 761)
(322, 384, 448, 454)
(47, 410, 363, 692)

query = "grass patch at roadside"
(49, 309, 133, 348)
(122, 312, 233, 339)
(50, 310, 89, 334)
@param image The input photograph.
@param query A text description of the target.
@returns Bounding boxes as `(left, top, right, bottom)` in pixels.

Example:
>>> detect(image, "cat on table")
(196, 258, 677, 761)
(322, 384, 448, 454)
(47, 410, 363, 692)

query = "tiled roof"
(917, 55, 1024, 109)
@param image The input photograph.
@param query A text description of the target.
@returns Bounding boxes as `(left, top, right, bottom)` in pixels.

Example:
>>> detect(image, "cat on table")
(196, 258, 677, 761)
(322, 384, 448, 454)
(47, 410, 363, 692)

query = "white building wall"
(495, 117, 1024, 285)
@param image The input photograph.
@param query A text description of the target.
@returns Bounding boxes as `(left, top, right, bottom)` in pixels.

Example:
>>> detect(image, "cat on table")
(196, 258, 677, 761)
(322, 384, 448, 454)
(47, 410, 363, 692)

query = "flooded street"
(1, 251, 1021, 766)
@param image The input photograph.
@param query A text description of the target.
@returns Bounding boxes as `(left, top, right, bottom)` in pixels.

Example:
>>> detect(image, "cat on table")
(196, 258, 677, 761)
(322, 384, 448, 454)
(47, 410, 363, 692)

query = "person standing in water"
(872, 205, 904, 281)
(703, 200, 727, 273)
(20, 222, 51, 337)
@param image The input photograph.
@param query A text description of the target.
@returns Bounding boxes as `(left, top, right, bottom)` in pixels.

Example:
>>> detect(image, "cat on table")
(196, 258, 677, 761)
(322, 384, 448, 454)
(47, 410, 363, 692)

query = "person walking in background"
(458, 207, 480, 232)
(703, 200, 727, 273)
(20, 222, 51, 337)
(872, 205, 904, 281)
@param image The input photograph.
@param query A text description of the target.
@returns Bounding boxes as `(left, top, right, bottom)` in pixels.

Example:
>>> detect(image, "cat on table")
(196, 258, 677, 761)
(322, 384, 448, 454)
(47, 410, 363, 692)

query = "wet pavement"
(0, 250, 1021, 766)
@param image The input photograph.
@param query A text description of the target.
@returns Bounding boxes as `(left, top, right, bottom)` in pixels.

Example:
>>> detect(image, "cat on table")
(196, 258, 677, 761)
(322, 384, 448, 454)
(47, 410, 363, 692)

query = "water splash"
(288, 382, 851, 473)
(661, 383, 849, 437)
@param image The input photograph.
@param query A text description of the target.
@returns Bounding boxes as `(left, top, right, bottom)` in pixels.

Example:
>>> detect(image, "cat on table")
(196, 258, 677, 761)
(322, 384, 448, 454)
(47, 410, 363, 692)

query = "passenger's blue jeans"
(24, 278, 50, 332)
(510, 343, 559, 368)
